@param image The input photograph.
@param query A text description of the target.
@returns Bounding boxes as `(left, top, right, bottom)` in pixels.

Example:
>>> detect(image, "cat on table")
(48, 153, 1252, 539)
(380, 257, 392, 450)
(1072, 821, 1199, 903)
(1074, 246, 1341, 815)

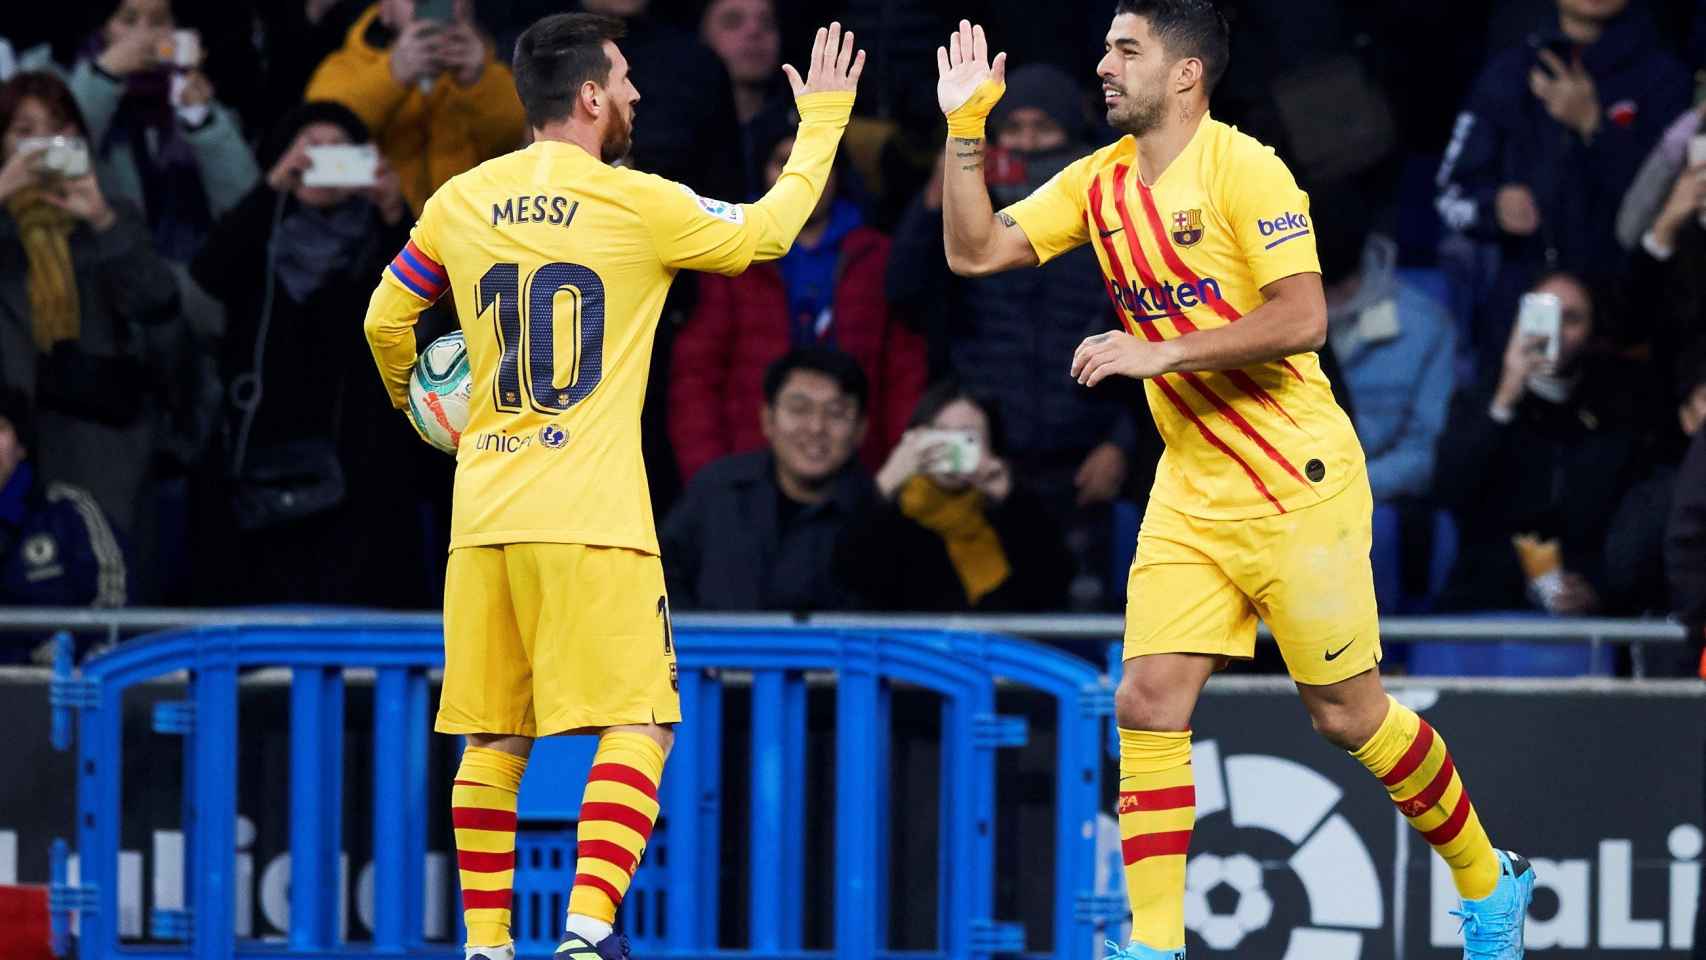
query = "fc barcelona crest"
(1171, 208, 1205, 247)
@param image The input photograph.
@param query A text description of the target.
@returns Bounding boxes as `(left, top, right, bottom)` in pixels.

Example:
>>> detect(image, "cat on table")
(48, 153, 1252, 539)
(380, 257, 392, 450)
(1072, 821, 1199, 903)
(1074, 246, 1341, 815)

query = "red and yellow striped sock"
(452, 746, 528, 947)
(1351, 696, 1500, 900)
(1118, 728, 1194, 950)
(568, 732, 666, 924)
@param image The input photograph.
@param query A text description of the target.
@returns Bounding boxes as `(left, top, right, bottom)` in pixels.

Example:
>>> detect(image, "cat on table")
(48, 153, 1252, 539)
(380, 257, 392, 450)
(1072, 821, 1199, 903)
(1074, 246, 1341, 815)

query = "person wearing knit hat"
(186, 99, 429, 606)
(887, 60, 1137, 611)
(989, 63, 1087, 152)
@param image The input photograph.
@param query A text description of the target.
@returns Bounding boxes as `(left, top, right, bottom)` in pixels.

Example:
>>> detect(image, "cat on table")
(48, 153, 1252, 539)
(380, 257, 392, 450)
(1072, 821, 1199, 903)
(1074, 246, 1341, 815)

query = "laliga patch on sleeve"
(676, 182, 745, 224)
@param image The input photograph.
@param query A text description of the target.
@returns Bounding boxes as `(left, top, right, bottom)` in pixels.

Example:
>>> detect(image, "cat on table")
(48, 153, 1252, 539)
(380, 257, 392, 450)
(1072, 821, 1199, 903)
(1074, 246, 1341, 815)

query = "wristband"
(945, 78, 1005, 139)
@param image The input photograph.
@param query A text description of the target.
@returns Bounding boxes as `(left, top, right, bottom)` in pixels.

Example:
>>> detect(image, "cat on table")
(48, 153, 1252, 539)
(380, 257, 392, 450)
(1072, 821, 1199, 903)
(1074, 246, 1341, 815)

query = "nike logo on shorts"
(1324, 638, 1355, 661)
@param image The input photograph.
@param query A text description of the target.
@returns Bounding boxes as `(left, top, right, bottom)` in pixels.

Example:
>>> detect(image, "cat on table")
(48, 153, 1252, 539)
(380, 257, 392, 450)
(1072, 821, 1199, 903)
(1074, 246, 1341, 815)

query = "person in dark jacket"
(579, 0, 744, 203)
(887, 63, 1141, 608)
(1433, 271, 1651, 614)
(1434, 0, 1690, 376)
(188, 101, 441, 606)
(1667, 406, 1706, 673)
(0, 71, 180, 534)
(839, 383, 1070, 612)
(661, 347, 875, 612)
(668, 107, 925, 485)
(0, 392, 126, 634)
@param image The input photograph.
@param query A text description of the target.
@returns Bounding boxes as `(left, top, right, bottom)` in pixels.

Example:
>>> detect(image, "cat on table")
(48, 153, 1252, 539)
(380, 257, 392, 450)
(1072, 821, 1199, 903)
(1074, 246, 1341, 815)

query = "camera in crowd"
(17, 135, 90, 180)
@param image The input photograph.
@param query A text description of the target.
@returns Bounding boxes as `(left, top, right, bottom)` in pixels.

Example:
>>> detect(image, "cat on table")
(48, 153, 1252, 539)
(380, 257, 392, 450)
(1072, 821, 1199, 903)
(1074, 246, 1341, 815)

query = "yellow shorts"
(1123, 472, 1382, 686)
(438, 543, 682, 737)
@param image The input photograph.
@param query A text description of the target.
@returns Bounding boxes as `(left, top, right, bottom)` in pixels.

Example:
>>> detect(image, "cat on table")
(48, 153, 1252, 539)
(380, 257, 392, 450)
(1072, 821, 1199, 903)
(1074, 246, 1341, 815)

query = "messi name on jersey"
(492, 194, 580, 228)
(1109, 276, 1224, 321)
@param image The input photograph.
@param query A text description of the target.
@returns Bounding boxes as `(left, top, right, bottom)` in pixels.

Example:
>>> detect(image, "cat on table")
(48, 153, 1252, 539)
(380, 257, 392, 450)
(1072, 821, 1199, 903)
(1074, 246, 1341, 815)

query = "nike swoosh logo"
(1324, 638, 1356, 661)
(1098, 226, 1124, 237)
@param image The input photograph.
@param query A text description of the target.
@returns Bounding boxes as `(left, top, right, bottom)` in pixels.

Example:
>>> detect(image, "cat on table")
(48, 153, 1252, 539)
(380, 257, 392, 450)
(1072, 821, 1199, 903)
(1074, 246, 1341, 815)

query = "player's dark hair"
(512, 13, 627, 129)
(906, 381, 1008, 457)
(763, 347, 869, 415)
(1113, 0, 1231, 94)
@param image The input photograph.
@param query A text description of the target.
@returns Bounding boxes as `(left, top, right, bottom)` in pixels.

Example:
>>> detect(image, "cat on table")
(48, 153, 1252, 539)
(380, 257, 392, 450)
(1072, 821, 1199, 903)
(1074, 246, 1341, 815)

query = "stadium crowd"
(0, 0, 1703, 673)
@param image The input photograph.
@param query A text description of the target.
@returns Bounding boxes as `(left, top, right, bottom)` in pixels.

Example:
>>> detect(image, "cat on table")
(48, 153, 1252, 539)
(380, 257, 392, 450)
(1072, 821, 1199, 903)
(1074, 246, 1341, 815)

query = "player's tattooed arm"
(996, 211, 1017, 228)
(952, 136, 984, 172)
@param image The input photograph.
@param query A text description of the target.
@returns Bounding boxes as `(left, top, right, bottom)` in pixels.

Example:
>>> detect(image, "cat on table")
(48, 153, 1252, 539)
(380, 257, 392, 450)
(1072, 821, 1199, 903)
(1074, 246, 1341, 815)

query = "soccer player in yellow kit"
(363, 14, 864, 960)
(935, 4, 1534, 959)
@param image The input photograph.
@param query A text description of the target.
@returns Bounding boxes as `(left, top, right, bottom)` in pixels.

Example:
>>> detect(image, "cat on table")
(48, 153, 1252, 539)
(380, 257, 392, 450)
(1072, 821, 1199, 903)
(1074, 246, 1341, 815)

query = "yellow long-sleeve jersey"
(364, 92, 855, 554)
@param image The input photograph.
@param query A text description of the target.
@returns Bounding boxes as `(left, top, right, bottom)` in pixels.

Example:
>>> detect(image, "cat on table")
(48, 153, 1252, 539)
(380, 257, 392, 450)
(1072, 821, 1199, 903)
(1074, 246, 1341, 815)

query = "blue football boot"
(1452, 849, 1536, 959)
(1103, 939, 1185, 960)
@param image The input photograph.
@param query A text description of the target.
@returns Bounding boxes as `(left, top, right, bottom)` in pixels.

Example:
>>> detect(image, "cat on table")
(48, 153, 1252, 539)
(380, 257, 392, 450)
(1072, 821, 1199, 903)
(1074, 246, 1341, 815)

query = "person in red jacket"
(669, 105, 925, 483)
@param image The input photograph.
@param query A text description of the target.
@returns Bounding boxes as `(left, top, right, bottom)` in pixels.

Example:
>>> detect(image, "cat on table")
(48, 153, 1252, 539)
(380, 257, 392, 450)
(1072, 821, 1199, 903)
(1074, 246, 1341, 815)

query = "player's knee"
(1307, 702, 1366, 751)
(1114, 677, 1184, 731)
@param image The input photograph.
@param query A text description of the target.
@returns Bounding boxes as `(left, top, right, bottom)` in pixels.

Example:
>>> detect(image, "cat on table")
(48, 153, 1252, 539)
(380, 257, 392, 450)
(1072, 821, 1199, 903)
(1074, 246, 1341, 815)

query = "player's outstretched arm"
(657, 24, 864, 274)
(937, 21, 1036, 277)
(742, 23, 865, 262)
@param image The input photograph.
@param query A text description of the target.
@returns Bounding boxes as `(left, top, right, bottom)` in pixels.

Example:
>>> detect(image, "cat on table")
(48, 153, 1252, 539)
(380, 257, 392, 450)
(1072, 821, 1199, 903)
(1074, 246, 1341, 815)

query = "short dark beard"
(601, 105, 633, 163)
(1108, 87, 1165, 136)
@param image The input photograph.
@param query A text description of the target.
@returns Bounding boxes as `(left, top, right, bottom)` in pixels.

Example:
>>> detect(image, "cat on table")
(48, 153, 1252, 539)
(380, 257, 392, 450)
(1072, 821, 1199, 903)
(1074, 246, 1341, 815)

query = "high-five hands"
(936, 20, 1006, 117)
(782, 22, 865, 99)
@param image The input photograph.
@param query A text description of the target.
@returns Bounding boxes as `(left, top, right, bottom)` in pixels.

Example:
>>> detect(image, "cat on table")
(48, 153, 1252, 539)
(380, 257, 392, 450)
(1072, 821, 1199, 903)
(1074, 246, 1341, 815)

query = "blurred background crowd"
(0, 0, 1703, 675)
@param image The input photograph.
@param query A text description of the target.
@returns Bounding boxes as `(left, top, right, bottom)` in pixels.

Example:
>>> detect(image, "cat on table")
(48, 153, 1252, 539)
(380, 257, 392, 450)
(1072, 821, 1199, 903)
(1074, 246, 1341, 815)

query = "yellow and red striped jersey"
(1003, 114, 1363, 519)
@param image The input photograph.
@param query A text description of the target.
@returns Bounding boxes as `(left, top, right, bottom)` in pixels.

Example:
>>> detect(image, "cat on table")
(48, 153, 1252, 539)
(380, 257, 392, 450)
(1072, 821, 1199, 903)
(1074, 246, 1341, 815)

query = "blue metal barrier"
(50, 619, 1109, 960)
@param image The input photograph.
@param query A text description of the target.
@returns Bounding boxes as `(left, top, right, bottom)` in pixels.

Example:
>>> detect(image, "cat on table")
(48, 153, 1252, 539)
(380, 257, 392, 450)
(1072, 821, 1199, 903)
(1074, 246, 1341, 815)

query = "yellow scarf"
(5, 187, 80, 351)
(898, 475, 1012, 605)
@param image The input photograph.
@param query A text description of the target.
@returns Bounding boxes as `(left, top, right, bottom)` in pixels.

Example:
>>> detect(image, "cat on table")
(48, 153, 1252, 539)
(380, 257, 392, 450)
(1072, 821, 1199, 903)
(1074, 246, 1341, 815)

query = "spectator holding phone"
(187, 101, 431, 604)
(1434, 0, 1688, 376)
(69, 0, 259, 261)
(306, 0, 525, 216)
(1433, 271, 1651, 615)
(839, 383, 1070, 612)
(0, 72, 179, 534)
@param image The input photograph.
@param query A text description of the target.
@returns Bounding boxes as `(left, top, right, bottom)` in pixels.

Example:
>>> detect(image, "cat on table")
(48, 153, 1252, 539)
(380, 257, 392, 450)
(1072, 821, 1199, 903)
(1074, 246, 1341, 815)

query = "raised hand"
(936, 20, 1006, 117)
(781, 21, 865, 98)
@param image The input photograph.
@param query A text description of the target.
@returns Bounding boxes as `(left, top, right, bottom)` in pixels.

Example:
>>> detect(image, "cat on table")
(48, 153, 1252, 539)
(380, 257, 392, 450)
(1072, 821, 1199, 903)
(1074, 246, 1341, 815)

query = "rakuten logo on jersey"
(1257, 212, 1309, 236)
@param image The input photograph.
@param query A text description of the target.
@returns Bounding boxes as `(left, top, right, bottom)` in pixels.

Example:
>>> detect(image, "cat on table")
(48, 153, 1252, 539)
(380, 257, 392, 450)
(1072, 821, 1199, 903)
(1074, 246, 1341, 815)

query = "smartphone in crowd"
(918, 429, 982, 477)
(1516, 291, 1562, 364)
(1688, 133, 1706, 170)
(302, 144, 380, 188)
(18, 136, 91, 180)
(414, 0, 455, 23)
(156, 29, 200, 69)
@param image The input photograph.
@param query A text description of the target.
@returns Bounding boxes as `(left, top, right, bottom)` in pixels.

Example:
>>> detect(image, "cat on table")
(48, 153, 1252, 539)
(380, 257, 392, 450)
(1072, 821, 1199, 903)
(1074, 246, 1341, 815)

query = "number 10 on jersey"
(477, 261, 607, 414)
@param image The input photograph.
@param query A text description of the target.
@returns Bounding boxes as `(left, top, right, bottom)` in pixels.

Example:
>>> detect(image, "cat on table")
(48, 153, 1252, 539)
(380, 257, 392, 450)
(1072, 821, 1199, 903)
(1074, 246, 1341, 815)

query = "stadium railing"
(39, 614, 1111, 960)
(8, 609, 1687, 959)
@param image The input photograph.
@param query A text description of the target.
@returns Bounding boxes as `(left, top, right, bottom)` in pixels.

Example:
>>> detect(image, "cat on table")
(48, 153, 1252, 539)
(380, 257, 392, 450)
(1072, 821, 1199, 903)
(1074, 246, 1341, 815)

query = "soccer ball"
(1183, 853, 1273, 950)
(407, 331, 471, 454)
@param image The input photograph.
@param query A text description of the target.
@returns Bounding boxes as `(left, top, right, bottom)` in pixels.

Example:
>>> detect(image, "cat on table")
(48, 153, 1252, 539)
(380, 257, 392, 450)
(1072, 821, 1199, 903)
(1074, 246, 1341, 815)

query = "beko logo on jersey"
(1108, 276, 1224, 321)
(1257, 212, 1309, 236)
(492, 195, 579, 228)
